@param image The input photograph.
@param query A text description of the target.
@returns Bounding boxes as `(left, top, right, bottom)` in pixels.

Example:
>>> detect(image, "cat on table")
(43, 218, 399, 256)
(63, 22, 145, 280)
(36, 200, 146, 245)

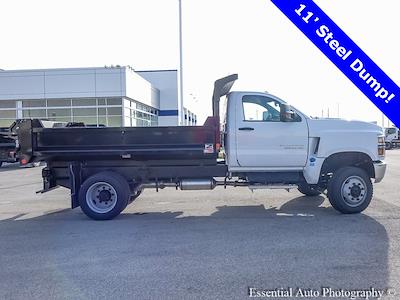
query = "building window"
(22, 109, 46, 118)
(127, 98, 158, 127)
(46, 99, 71, 107)
(0, 110, 16, 118)
(98, 107, 107, 115)
(98, 116, 107, 127)
(72, 99, 96, 106)
(107, 116, 122, 127)
(0, 119, 14, 127)
(107, 98, 122, 106)
(0, 100, 16, 109)
(0, 105, 17, 126)
(48, 108, 72, 118)
(0, 96, 158, 128)
(22, 100, 46, 108)
(73, 108, 96, 117)
(107, 107, 122, 116)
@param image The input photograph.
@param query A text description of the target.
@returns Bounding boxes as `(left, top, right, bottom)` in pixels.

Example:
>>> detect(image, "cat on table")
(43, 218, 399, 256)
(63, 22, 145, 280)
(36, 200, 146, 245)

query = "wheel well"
(320, 152, 375, 179)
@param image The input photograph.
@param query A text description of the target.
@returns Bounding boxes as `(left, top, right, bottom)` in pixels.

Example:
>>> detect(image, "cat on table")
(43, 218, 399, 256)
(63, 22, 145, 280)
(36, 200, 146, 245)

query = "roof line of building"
(136, 69, 177, 73)
(0, 67, 178, 74)
(0, 66, 127, 73)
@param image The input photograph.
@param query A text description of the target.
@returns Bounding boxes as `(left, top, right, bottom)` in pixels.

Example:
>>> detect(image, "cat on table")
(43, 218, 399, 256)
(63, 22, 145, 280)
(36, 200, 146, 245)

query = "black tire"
(327, 167, 373, 214)
(385, 142, 392, 150)
(0, 161, 3, 168)
(79, 171, 130, 220)
(297, 182, 321, 196)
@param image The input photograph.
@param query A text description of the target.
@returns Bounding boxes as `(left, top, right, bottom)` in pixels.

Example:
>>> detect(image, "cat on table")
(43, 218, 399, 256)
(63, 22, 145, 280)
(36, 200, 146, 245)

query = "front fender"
(303, 150, 376, 185)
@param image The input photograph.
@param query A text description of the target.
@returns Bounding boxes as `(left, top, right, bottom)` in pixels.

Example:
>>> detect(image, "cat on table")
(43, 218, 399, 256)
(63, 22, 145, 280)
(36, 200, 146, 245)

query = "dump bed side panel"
(14, 119, 218, 163)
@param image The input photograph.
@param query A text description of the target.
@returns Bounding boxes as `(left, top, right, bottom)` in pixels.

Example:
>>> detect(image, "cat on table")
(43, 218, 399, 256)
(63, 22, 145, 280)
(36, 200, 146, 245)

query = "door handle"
(238, 127, 254, 131)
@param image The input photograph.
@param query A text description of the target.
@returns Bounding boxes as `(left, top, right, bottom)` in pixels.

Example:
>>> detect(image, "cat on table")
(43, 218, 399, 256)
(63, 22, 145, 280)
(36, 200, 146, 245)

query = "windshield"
(386, 128, 397, 135)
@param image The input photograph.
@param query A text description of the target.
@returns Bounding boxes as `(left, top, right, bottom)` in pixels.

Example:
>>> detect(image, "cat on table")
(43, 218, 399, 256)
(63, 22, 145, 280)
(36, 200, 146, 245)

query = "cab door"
(235, 94, 308, 168)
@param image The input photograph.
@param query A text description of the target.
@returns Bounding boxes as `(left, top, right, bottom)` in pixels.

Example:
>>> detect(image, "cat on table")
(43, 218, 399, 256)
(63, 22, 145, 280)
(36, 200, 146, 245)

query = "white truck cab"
(221, 87, 386, 213)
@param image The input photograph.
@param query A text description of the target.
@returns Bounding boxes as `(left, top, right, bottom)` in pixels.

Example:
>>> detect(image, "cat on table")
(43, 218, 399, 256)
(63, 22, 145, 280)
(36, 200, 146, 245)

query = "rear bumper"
(373, 161, 387, 183)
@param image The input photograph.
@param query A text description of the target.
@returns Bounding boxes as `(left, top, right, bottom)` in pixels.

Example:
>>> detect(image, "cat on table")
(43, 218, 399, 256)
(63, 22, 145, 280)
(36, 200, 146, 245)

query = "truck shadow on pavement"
(0, 195, 392, 299)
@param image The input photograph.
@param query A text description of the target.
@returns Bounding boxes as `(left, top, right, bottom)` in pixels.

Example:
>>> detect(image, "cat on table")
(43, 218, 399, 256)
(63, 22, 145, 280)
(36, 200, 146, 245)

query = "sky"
(0, 0, 399, 125)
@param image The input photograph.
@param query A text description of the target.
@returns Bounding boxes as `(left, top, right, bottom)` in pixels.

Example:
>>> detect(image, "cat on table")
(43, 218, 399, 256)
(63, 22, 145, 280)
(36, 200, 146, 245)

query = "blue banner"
(270, 0, 400, 127)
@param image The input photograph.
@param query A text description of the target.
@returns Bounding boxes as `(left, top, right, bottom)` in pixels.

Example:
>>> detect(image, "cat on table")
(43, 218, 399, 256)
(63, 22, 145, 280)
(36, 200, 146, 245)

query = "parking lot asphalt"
(0, 151, 399, 300)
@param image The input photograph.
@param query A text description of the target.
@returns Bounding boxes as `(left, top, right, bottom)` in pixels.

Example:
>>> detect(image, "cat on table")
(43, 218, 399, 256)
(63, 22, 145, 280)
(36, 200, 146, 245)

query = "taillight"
(20, 155, 29, 165)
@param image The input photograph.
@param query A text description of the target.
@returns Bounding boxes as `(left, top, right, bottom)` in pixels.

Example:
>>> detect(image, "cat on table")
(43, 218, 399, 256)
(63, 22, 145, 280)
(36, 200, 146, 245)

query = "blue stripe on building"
(159, 110, 179, 116)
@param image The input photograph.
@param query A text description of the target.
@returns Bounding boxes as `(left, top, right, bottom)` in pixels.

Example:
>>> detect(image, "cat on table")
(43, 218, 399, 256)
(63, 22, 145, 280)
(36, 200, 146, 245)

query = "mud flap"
(69, 162, 82, 209)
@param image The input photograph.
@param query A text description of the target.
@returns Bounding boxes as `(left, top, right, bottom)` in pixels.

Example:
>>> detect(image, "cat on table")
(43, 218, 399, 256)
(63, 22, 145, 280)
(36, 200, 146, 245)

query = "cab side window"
(242, 95, 281, 122)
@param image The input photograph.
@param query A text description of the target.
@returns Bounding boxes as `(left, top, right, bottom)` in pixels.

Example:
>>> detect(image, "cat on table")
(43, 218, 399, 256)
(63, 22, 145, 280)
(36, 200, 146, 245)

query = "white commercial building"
(0, 66, 197, 128)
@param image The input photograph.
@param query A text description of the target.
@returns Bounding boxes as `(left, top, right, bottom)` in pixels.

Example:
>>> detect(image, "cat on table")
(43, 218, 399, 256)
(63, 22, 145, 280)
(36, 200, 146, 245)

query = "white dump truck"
(13, 74, 387, 220)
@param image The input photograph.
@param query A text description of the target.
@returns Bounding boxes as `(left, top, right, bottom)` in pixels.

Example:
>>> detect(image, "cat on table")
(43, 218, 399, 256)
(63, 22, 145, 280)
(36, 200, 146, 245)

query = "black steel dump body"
(13, 119, 220, 164)
(12, 118, 227, 208)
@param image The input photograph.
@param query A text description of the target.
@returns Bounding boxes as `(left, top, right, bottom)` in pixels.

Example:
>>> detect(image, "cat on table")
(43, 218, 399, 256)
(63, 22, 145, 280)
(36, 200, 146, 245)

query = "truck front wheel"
(327, 167, 373, 214)
(79, 171, 130, 220)
(297, 183, 321, 196)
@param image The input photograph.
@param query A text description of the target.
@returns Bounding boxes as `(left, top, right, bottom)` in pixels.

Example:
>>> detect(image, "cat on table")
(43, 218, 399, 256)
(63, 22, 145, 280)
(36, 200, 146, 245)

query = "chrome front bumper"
(374, 161, 387, 183)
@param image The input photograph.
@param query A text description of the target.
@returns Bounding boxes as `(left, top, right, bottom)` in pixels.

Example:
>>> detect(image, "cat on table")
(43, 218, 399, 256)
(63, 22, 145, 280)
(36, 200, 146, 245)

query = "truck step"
(248, 184, 298, 191)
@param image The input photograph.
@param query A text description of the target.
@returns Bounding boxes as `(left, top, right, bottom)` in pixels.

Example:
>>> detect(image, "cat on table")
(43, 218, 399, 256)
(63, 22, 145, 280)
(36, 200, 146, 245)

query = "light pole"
(178, 0, 184, 125)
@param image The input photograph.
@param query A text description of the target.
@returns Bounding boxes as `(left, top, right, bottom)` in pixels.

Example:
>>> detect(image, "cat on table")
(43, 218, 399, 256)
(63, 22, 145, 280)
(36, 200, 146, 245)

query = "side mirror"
(280, 104, 295, 122)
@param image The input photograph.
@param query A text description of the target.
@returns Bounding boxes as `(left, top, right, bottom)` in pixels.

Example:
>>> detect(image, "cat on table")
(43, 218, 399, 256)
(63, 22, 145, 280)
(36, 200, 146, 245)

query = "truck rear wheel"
(385, 142, 393, 150)
(79, 171, 130, 220)
(297, 183, 321, 196)
(327, 167, 373, 214)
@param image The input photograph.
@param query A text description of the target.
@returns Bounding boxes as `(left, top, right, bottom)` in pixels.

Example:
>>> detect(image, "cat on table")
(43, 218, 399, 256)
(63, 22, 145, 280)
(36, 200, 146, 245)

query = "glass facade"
(0, 100, 17, 127)
(0, 97, 159, 128)
(183, 107, 197, 126)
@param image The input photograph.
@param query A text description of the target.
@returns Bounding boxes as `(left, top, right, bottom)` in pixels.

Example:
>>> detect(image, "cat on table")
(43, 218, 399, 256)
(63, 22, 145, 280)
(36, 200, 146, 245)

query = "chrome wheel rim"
(340, 176, 367, 207)
(86, 182, 117, 214)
